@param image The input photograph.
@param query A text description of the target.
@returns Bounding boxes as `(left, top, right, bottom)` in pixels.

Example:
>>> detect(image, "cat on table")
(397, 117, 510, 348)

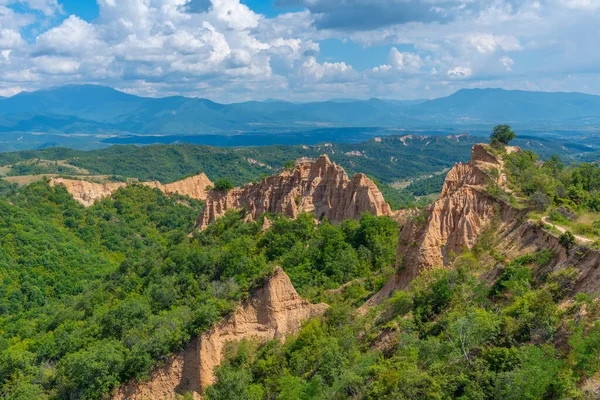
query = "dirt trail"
(541, 216, 593, 244)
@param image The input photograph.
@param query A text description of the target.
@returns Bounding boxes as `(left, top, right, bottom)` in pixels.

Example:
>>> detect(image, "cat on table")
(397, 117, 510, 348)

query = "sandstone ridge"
(361, 144, 522, 309)
(50, 173, 213, 207)
(113, 266, 328, 400)
(196, 155, 392, 230)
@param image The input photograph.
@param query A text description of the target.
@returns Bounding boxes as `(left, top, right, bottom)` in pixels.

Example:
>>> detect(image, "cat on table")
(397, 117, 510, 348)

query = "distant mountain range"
(1, 85, 600, 138)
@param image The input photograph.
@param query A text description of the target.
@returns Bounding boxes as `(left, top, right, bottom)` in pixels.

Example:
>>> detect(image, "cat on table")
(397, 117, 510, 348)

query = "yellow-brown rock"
(398, 144, 513, 271)
(360, 144, 520, 309)
(49, 179, 127, 207)
(50, 173, 213, 207)
(113, 267, 327, 400)
(196, 155, 392, 230)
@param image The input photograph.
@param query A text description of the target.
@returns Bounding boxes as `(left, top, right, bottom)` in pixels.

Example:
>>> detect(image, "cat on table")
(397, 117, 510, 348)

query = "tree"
(531, 190, 550, 212)
(570, 321, 600, 378)
(543, 155, 564, 176)
(213, 178, 234, 192)
(559, 231, 576, 251)
(490, 124, 516, 146)
(445, 308, 499, 367)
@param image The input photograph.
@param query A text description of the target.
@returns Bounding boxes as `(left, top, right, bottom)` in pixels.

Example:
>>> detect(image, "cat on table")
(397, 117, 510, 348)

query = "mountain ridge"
(2, 85, 600, 137)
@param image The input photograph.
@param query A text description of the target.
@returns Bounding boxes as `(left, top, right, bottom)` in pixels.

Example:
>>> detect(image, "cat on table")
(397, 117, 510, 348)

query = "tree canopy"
(213, 178, 234, 191)
(491, 124, 516, 145)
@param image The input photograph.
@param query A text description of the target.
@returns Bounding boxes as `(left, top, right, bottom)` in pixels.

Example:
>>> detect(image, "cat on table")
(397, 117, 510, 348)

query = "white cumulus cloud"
(389, 48, 422, 73)
(1, 0, 600, 100)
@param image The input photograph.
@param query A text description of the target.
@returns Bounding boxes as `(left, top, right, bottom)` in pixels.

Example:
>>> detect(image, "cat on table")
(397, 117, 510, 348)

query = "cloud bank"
(0, 0, 599, 100)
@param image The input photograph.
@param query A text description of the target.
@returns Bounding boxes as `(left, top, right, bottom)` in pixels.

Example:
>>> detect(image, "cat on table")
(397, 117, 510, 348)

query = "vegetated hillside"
(204, 142, 600, 400)
(1, 138, 600, 399)
(0, 135, 482, 209)
(0, 179, 399, 399)
(1, 134, 595, 185)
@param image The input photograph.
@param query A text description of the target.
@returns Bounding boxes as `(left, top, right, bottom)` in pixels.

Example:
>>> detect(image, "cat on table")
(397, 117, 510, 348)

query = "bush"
(570, 322, 600, 378)
(549, 207, 576, 223)
(57, 340, 126, 400)
(213, 178, 234, 192)
(283, 160, 296, 170)
(531, 190, 550, 212)
(546, 267, 579, 300)
(559, 231, 576, 251)
(388, 290, 413, 317)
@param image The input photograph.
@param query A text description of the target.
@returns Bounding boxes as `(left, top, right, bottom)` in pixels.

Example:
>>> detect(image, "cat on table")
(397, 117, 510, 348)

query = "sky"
(0, 0, 599, 102)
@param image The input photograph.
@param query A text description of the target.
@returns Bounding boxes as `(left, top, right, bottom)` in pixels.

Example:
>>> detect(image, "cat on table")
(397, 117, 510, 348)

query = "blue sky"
(1, 0, 600, 101)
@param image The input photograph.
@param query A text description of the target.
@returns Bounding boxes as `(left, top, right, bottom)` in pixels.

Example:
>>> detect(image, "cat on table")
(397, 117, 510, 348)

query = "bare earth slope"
(50, 173, 213, 206)
(196, 155, 392, 230)
(113, 267, 327, 400)
(503, 220, 600, 296)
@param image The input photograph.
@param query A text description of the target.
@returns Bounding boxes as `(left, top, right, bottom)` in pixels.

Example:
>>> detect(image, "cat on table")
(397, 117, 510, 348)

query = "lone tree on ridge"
(490, 124, 516, 146)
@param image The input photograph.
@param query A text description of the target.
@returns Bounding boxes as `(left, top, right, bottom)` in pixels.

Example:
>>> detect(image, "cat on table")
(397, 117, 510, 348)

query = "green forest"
(0, 179, 398, 399)
(0, 136, 478, 185)
(0, 135, 479, 210)
(1, 134, 600, 399)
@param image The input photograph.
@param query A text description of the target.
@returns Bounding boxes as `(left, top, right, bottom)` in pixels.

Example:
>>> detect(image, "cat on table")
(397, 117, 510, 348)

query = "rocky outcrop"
(361, 144, 522, 309)
(397, 144, 517, 274)
(196, 155, 392, 230)
(50, 173, 213, 207)
(113, 267, 327, 400)
(155, 174, 214, 201)
(49, 179, 127, 207)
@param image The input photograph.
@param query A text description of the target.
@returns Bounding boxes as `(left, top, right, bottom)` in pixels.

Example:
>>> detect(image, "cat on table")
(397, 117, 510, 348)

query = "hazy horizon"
(4, 84, 600, 104)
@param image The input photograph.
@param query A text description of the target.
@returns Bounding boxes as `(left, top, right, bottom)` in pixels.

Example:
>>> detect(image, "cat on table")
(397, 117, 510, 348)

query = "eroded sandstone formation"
(49, 179, 127, 207)
(397, 144, 515, 272)
(113, 267, 327, 400)
(50, 173, 213, 207)
(361, 144, 522, 308)
(157, 174, 214, 201)
(196, 155, 392, 230)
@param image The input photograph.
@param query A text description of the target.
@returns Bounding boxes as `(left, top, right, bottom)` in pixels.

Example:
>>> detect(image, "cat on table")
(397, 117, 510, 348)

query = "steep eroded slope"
(50, 173, 213, 206)
(113, 267, 327, 399)
(196, 155, 392, 230)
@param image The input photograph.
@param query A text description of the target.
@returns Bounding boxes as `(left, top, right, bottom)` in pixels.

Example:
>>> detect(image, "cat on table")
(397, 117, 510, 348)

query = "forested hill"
(0, 134, 595, 185)
(0, 135, 477, 185)
(2, 139, 600, 398)
(0, 178, 401, 399)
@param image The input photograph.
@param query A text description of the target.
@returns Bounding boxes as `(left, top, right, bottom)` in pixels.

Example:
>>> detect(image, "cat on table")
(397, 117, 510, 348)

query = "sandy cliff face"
(49, 179, 126, 207)
(113, 267, 327, 400)
(50, 173, 213, 207)
(149, 174, 214, 201)
(361, 144, 522, 308)
(397, 144, 516, 275)
(196, 155, 392, 230)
